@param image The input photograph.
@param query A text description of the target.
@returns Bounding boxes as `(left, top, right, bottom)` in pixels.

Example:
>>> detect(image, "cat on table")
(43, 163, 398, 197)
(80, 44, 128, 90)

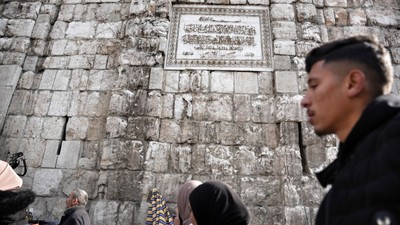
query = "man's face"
(301, 61, 348, 136)
(66, 192, 77, 208)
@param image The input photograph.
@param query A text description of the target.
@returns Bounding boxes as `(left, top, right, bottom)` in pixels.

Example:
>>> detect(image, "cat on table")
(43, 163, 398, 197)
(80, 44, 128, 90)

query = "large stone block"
(274, 145, 303, 177)
(56, 140, 81, 169)
(170, 144, 192, 173)
(271, 21, 297, 40)
(275, 71, 299, 94)
(324, 0, 347, 7)
(96, 22, 122, 38)
(234, 95, 251, 122)
(240, 176, 283, 206)
(90, 200, 134, 225)
(66, 22, 97, 39)
(103, 170, 144, 201)
(205, 144, 234, 175)
(274, 40, 296, 55)
(101, 139, 143, 170)
(251, 95, 276, 123)
(271, 4, 295, 21)
(32, 169, 63, 196)
(42, 116, 66, 139)
(2, 2, 41, 20)
(34, 91, 52, 116)
(276, 95, 305, 122)
(19, 138, 46, 167)
(235, 72, 258, 94)
(53, 70, 71, 90)
(210, 71, 234, 93)
(192, 94, 233, 121)
(7, 19, 35, 37)
(8, 90, 36, 115)
(42, 140, 60, 168)
(2, 115, 27, 137)
(48, 91, 72, 116)
(24, 116, 43, 138)
(87, 117, 107, 140)
(126, 116, 159, 141)
(296, 4, 317, 22)
(66, 117, 89, 140)
(174, 94, 192, 120)
(145, 141, 170, 172)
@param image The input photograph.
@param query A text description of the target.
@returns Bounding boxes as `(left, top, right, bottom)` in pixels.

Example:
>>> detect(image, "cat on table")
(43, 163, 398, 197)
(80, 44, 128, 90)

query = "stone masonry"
(0, 0, 399, 224)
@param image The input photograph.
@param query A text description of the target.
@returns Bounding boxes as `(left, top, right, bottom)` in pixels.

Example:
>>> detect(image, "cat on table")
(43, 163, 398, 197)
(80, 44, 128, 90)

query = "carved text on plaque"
(165, 5, 273, 71)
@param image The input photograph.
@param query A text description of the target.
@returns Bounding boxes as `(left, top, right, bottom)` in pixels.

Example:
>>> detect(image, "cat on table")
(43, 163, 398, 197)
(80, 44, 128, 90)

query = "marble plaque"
(165, 5, 273, 71)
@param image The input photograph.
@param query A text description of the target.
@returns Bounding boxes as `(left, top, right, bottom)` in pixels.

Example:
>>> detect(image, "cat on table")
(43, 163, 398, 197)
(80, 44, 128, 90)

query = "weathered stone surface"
(366, 9, 400, 27)
(235, 72, 258, 94)
(101, 139, 143, 170)
(271, 21, 297, 39)
(271, 4, 295, 21)
(193, 94, 233, 121)
(296, 4, 317, 22)
(0, 1, 398, 225)
(32, 169, 63, 196)
(274, 40, 296, 55)
(275, 71, 299, 93)
(102, 170, 143, 201)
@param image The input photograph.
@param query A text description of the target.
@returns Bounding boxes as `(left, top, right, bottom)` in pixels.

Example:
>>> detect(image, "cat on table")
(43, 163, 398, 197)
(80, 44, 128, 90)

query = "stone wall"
(0, 0, 399, 224)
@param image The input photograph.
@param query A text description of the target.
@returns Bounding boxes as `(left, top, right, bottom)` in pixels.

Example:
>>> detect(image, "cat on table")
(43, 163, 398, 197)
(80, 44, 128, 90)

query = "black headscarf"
(188, 181, 250, 225)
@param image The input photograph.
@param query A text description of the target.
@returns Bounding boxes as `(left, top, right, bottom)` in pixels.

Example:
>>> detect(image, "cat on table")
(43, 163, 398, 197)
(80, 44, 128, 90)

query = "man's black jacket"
(59, 205, 91, 225)
(315, 95, 400, 225)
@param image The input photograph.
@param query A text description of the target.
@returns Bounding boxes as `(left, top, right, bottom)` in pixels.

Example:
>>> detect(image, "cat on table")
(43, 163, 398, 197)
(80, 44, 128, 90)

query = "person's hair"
(305, 35, 393, 97)
(71, 189, 88, 206)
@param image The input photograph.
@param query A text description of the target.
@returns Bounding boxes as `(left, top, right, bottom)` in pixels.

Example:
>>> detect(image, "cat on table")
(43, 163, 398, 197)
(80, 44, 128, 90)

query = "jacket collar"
(316, 94, 400, 187)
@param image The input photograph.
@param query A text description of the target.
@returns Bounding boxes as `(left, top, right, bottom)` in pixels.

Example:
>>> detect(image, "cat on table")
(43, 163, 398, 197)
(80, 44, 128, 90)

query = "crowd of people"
(1, 35, 399, 225)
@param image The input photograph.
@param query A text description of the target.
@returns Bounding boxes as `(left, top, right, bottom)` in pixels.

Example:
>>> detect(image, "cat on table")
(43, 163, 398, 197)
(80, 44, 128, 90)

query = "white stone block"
(66, 22, 96, 39)
(324, 0, 347, 7)
(51, 40, 68, 55)
(271, 4, 295, 21)
(42, 116, 66, 139)
(235, 72, 258, 94)
(0, 65, 22, 87)
(274, 40, 296, 55)
(42, 140, 60, 168)
(275, 71, 299, 93)
(32, 169, 63, 196)
(39, 70, 56, 90)
(56, 141, 81, 169)
(272, 21, 297, 40)
(164, 70, 179, 92)
(96, 22, 122, 39)
(7, 19, 35, 37)
(149, 67, 163, 90)
(48, 91, 72, 116)
(210, 71, 234, 93)
(53, 70, 71, 90)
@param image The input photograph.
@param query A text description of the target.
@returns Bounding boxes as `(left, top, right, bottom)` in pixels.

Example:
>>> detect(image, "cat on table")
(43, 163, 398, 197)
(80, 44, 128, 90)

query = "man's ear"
(73, 198, 79, 205)
(346, 69, 366, 97)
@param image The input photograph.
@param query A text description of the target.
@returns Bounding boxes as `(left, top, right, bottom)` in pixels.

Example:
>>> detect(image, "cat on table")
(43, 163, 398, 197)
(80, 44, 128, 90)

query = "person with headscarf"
(0, 160, 36, 225)
(174, 180, 202, 225)
(188, 181, 250, 225)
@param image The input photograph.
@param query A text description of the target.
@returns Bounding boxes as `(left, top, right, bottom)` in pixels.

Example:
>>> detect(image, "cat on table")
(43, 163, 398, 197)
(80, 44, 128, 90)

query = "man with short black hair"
(59, 189, 91, 225)
(301, 35, 400, 224)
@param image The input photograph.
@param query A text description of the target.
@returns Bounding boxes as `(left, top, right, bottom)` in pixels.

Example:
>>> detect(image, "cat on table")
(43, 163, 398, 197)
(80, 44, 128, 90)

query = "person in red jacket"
(59, 189, 91, 225)
(301, 35, 399, 224)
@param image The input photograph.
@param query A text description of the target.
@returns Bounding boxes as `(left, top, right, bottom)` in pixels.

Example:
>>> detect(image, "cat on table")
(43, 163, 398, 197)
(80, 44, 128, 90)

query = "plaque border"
(165, 4, 273, 72)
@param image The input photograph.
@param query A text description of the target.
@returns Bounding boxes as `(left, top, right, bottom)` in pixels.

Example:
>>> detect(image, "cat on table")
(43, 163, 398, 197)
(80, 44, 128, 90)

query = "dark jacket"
(59, 206, 91, 225)
(315, 95, 400, 225)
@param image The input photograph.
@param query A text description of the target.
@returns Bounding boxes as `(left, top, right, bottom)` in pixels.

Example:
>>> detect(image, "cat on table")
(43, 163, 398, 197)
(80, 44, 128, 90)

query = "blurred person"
(188, 181, 249, 225)
(174, 180, 202, 225)
(0, 160, 36, 225)
(301, 35, 400, 224)
(59, 189, 91, 225)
